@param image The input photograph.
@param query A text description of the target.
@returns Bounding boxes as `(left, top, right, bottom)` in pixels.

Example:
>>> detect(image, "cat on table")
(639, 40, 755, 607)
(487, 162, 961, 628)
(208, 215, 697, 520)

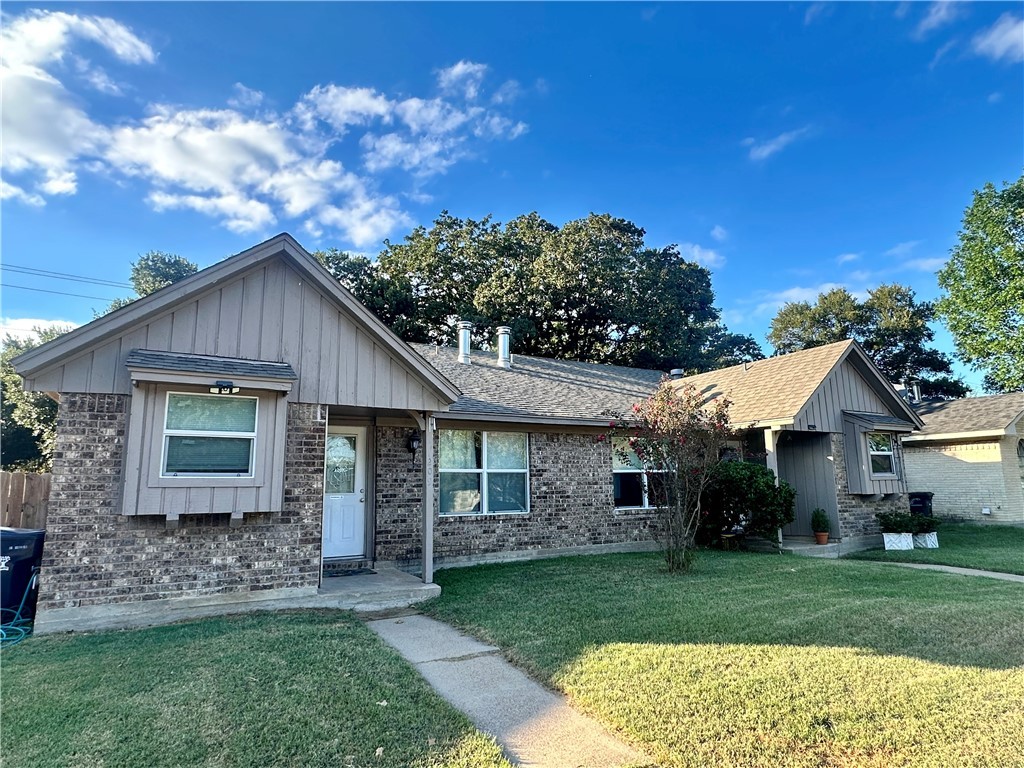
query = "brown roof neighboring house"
(672, 339, 922, 430)
(906, 392, 1024, 441)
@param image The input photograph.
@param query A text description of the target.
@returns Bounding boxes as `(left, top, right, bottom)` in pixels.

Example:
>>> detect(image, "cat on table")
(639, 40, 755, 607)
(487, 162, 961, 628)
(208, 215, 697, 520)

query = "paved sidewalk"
(367, 613, 648, 768)
(882, 562, 1024, 583)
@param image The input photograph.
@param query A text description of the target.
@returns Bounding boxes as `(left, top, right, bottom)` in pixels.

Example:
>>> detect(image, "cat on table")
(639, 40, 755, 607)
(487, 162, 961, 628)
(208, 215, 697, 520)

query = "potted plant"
(912, 516, 940, 549)
(811, 508, 831, 545)
(876, 511, 914, 550)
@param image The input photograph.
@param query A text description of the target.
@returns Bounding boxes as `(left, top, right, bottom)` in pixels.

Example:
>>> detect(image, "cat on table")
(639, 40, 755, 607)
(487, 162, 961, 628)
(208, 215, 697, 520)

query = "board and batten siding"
(791, 359, 895, 433)
(778, 432, 839, 537)
(24, 258, 448, 413)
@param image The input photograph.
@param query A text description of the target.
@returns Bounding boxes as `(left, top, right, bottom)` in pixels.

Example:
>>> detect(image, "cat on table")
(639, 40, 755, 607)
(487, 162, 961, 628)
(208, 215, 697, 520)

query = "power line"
(0, 283, 117, 302)
(0, 264, 133, 290)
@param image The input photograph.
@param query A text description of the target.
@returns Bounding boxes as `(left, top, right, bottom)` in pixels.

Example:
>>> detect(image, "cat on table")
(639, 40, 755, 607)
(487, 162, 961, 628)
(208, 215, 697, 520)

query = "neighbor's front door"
(323, 427, 366, 558)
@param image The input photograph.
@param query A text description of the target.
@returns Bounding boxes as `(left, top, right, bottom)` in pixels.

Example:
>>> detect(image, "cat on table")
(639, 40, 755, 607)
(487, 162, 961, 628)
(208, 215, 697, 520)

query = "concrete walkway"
(880, 561, 1024, 583)
(367, 614, 648, 768)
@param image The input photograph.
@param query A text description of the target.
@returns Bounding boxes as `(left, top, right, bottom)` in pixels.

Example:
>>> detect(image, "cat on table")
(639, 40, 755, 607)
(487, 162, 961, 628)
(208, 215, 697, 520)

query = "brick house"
(12, 233, 922, 628)
(903, 393, 1024, 524)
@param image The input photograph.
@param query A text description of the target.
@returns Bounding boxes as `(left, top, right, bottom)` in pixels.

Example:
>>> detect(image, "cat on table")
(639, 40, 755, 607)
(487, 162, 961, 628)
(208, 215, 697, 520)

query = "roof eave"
(903, 428, 1009, 443)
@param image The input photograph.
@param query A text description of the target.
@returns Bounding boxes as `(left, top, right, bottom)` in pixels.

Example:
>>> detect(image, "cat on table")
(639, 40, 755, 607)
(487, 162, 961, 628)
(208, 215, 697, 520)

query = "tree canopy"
(102, 251, 199, 315)
(317, 211, 761, 372)
(936, 175, 1024, 393)
(767, 285, 968, 398)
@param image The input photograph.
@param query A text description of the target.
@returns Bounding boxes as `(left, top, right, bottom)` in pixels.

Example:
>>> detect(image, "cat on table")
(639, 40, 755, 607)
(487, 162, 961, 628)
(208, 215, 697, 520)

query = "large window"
(162, 393, 258, 477)
(867, 432, 896, 477)
(439, 430, 528, 515)
(613, 438, 666, 508)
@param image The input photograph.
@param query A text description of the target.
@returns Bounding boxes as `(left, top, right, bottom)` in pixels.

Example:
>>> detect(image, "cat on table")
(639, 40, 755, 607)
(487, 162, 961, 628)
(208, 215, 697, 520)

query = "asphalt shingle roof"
(125, 350, 298, 380)
(411, 344, 663, 423)
(672, 340, 855, 425)
(912, 392, 1024, 436)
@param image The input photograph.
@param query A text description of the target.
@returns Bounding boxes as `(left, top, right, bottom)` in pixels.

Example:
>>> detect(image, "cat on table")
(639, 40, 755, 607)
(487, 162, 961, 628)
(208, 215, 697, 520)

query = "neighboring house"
(672, 340, 923, 550)
(11, 233, 924, 628)
(903, 393, 1024, 524)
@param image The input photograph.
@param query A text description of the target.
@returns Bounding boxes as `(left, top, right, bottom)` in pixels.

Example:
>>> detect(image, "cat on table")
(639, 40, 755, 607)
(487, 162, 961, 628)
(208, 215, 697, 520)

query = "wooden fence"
(1, 472, 51, 529)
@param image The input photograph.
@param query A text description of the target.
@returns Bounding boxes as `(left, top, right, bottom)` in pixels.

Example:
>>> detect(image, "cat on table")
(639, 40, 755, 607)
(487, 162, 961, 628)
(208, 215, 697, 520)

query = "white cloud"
(804, 3, 829, 26)
(754, 282, 844, 316)
(710, 225, 728, 242)
(972, 14, 1024, 63)
(988, 91, 1003, 104)
(914, 2, 963, 39)
(0, 317, 78, 341)
(743, 126, 813, 161)
(885, 240, 921, 257)
(297, 84, 392, 133)
(836, 252, 860, 264)
(0, 8, 529, 248)
(227, 82, 264, 110)
(904, 257, 946, 271)
(0, 181, 45, 206)
(929, 39, 958, 69)
(437, 60, 488, 100)
(679, 243, 725, 269)
(491, 79, 522, 105)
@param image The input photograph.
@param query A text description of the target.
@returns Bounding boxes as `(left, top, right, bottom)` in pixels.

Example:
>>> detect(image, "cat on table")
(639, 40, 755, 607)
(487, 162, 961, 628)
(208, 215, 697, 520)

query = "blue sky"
(2, 2, 1021, 390)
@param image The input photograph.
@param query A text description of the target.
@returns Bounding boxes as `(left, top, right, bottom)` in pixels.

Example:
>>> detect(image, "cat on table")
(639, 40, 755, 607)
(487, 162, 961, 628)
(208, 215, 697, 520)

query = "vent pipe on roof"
(669, 368, 684, 379)
(496, 326, 512, 369)
(457, 321, 473, 365)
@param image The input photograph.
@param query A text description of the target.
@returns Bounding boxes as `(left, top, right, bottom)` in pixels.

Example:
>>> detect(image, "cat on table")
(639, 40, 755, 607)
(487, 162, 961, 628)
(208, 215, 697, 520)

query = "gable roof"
(412, 344, 664, 426)
(12, 233, 460, 404)
(906, 392, 1024, 440)
(672, 339, 922, 429)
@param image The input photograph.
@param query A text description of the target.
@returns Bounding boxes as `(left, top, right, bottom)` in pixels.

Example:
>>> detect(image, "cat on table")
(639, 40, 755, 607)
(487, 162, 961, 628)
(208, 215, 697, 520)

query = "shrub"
(876, 511, 916, 533)
(811, 508, 831, 533)
(698, 461, 796, 544)
(911, 515, 941, 534)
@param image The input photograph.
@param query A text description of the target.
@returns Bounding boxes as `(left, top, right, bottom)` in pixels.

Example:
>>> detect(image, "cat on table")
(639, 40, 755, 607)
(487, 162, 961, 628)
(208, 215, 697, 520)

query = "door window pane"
(487, 472, 527, 512)
(440, 473, 482, 514)
(440, 430, 481, 469)
(167, 394, 256, 432)
(165, 436, 252, 474)
(325, 435, 357, 494)
(487, 433, 527, 469)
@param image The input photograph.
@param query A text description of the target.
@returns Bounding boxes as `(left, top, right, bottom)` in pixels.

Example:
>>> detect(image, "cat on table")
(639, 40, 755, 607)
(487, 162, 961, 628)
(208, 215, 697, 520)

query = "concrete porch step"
(746, 537, 841, 559)
(302, 568, 441, 612)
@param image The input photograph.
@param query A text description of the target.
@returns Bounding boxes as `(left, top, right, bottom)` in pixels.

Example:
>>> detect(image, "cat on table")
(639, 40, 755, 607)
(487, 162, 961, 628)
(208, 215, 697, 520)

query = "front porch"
(35, 568, 439, 635)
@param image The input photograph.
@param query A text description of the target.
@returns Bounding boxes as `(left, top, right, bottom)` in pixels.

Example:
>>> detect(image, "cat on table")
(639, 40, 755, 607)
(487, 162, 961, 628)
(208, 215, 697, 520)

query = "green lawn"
(1, 611, 511, 768)
(845, 522, 1024, 575)
(426, 551, 1024, 768)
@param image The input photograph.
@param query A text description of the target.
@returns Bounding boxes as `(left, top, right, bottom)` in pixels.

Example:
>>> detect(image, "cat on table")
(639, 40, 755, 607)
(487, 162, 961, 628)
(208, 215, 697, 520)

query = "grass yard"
(845, 522, 1024, 575)
(427, 550, 1024, 768)
(0, 611, 511, 768)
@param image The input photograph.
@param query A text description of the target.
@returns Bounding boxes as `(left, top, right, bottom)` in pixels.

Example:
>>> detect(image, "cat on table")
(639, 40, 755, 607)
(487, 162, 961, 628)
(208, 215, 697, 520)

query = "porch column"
(421, 412, 435, 584)
(764, 427, 782, 545)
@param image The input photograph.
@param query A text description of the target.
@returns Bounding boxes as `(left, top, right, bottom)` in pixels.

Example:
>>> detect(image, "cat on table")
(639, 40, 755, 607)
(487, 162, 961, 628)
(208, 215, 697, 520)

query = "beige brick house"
(904, 393, 1024, 524)
(12, 233, 923, 629)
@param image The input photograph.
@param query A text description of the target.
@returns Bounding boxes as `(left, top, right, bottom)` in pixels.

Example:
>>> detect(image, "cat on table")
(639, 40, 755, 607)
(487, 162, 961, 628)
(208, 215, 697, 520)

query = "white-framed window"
(161, 392, 258, 477)
(612, 437, 666, 508)
(439, 430, 529, 515)
(867, 432, 897, 477)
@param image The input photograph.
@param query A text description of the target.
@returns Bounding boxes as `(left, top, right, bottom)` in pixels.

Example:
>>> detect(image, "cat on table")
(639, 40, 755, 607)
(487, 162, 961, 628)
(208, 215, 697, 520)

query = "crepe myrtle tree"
(609, 379, 732, 572)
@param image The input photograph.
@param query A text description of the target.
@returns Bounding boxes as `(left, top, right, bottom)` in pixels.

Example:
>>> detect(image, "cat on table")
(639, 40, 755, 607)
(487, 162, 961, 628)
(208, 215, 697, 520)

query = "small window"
(613, 438, 666, 508)
(439, 430, 529, 515)
(867, 432, 896, 477)
(162, 393, 257, 477)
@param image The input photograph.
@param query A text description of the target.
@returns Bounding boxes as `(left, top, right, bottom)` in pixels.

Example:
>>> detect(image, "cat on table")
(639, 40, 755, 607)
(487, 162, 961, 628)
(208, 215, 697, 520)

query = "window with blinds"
(161, 393, 258, 477)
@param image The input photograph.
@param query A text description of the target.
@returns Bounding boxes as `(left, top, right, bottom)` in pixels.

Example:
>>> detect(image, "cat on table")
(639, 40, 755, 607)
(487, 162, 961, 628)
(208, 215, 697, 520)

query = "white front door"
(323, 427, 366, 559)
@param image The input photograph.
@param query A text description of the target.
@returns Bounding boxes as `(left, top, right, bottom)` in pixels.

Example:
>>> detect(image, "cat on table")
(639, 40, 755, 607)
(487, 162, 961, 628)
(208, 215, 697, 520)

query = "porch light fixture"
(407, 429, 422, 453)
(210, 380, 240, 395)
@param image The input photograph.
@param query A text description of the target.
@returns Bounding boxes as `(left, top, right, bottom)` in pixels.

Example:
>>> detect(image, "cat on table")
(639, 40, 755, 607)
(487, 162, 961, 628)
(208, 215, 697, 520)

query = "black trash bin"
(908, 492, 934, 517)
(1, 527, 46, 644)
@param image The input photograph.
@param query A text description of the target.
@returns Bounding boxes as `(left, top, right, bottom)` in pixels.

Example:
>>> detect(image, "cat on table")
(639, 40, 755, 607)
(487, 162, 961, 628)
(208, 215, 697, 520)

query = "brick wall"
(830, 432, 905, 538)
(40, 395, 323, 610)
(374, 428, 659, 566)
(904, 438, 1024, 523)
